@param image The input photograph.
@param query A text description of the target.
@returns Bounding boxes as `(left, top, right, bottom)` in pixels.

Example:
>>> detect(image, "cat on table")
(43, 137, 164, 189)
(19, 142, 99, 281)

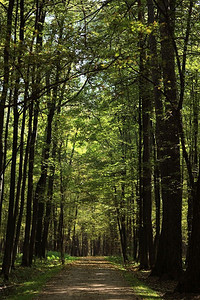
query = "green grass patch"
(106, 256, 163, 300)
(0, 252, 76, 300)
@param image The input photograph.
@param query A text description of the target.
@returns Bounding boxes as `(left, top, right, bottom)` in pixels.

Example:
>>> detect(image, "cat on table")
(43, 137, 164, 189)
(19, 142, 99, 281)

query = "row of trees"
(0, 0, 200, 293)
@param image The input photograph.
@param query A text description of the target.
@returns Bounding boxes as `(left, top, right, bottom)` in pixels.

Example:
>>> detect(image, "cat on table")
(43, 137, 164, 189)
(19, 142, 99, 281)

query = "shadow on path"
(34, 257, 140, 300)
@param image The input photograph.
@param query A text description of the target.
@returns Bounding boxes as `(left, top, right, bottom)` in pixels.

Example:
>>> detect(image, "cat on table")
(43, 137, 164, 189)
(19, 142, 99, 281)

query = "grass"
(106, 256, 163, 300)
(0, 251, 76, 300)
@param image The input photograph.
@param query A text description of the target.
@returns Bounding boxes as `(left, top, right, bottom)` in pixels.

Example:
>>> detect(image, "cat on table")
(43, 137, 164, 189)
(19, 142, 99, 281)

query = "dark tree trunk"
(12, 87, 31, 267)
(176, 48, 200, 292)
(151, 0, 182, 279)
(114, 180, 128, 263)
(22, 100, 38, 266)
(137, 99, 142, 263)
(41, 140, 56, 258)
(30, 173, 46, 260)
(28, 6, 47, 263)
(153, 137, 161, 255)
(34, 94, 56, 258)
(28, 106, 41, 267)
(58, 147, 65, 262)
(138, 0, 154, 269)
(1, 1, 21, 273)
(2, 88, 19, 279)
(176, 175, 200, 292)
(0, 0, 15, 197)
(0, 92, 12, 228)
(11, 2, 27, 261)
(117, 212, 128, 263)
(12, 104, 27, 267)
(186, 74, 198, 263)
(147, 0, 162, 258)
(41, 63, 61, 258)
(71, 207, 78, 256)
(53, 205, 58, 251)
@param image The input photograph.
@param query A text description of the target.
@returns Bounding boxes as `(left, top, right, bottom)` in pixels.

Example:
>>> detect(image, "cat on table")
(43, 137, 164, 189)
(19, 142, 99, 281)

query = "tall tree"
(0, 0, 15, 218)
(151, 0, 183, 279)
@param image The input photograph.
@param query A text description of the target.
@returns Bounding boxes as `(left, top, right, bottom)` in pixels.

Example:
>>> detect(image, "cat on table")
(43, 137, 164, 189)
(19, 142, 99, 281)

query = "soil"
(33, 257, 140, 300)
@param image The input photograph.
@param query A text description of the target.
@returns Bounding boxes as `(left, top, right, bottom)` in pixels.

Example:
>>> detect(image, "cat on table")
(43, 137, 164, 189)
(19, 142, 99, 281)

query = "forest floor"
(33, 257, 141, 300)
(2, 256, 200, 299)
(127, 265, 200, 300)
(32, 257, 200, 300)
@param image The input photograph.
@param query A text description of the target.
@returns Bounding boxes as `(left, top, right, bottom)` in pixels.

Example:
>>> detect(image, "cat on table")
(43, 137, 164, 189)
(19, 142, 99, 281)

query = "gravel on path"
(33, 257, 140, 300)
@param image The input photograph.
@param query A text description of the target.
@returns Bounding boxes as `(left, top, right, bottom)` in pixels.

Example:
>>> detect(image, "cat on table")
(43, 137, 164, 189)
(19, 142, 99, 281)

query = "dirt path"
(34, 257, 140, 299)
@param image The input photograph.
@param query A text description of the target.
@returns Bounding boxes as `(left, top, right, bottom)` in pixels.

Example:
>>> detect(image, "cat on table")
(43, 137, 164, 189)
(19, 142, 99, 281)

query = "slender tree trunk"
(41, 140, 56, 258)
(53, 205, 58, 251)
(138, 0, 154, 269)
(114, 183, 128, 263)
(35, 94, 56, 258)
(0, 92, 12, 228)
(11, 104, 27, 268)
(28, 3, 46, 264)
(0, 0, 15, 197)
(22, 0, 45, 266)
(11, 0, 27, 260)
(186, 74, 198, 262)
(117, 211, 128, 263)
(12, 82, 31, 267)
(71, 206, 78, 256)
(137, 98, 143, 263)
(21, 99, 38, 266)
(147, 0, 162, 258)
(153, 135, 161, 255)
(59, 152, 65, 264)
(41, 63, 62, 258)
(2, 87, 19, 279)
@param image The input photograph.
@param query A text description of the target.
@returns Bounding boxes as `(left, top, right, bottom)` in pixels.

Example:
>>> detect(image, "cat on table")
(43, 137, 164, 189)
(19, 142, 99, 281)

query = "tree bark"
(138, 0, 154, 269)
(34, 92, 56, 258)
(2, 82, 19, 279)
(0, 0, 15, 197)
(41, 139, 56, 258)
(176, 173, 200, 292)
(22, 99, 39, 266)
(0, 92, 12, 228)
(151, 0, 182, 279)
(147, 0, 162, 257)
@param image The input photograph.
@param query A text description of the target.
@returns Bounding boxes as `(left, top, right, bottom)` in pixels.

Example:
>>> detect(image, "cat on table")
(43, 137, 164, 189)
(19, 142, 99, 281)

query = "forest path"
(33, 257, 140, 299)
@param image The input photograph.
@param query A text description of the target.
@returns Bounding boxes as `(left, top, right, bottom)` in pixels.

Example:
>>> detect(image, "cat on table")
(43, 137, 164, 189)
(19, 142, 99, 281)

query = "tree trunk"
(34, 94, 56, 258)
(12, 85, 31, 267)
(186, 74, 198, 263)
(176, 175, 200, 292)
(2, 87, 19, 279)
(12, 103, 27, 267)
(41, 140, 56, 258)
(138, 0, 154, 269)
(147, 0, 162, 259)
(0, 0, 15, 198)
(0, 92, 12, 228)
(153, 135, 161, 255)
(151, 0, 182, 279)
(22, 100, 38, 266)
(28, 5, 46, 264)
(58, 156, 65, 264)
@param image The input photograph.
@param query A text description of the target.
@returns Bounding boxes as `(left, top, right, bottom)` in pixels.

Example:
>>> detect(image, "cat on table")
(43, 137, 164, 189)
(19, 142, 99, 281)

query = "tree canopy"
(0, 0, 200, 294)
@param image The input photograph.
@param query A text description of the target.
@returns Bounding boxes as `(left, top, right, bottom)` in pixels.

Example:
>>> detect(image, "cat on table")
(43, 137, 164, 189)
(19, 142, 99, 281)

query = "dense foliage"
(0, 0, 200, 293)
